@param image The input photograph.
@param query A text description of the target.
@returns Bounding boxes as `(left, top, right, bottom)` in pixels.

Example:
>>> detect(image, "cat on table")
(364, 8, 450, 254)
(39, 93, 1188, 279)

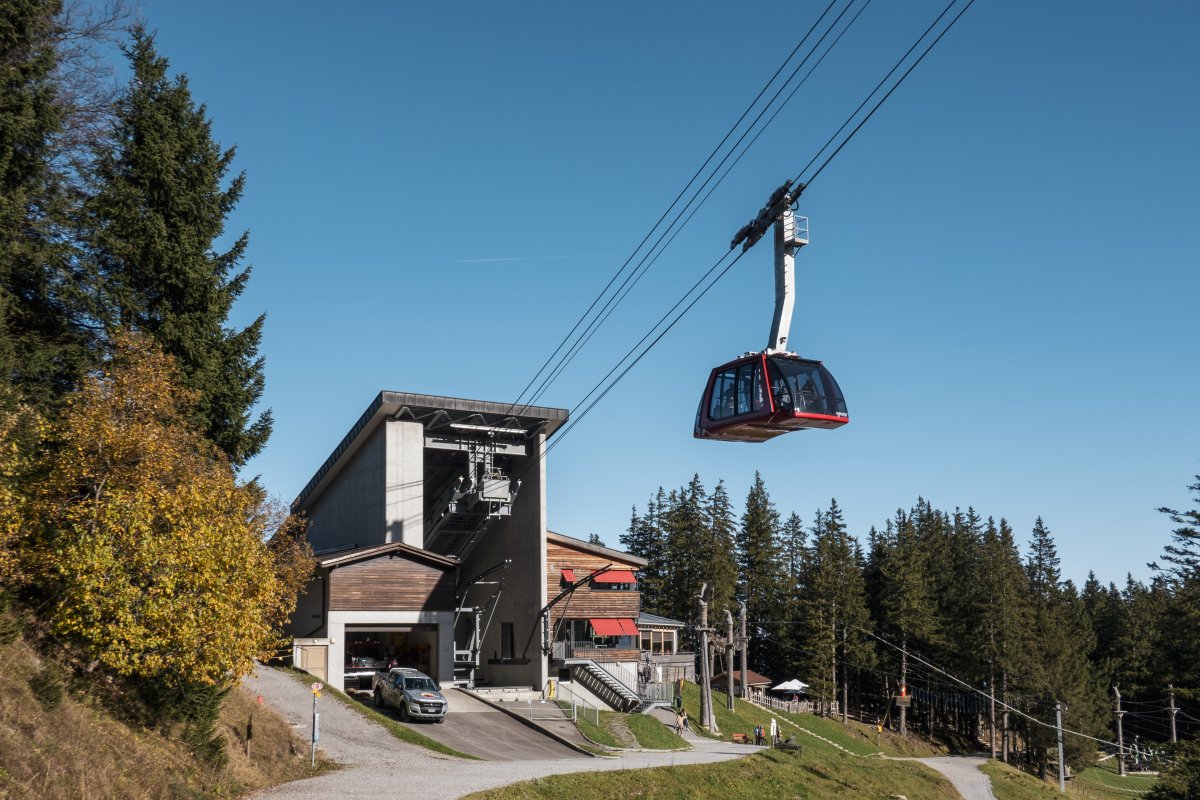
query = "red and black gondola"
(694, 351, 848, 442)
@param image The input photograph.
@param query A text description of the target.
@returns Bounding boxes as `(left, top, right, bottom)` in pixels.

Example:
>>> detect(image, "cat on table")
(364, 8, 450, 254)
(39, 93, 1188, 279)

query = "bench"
(775, 735, 802, 754)
(731, 733, 751, 744)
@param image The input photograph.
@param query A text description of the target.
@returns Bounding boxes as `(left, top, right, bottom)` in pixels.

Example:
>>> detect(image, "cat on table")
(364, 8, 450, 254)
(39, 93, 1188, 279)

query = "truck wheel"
(399, 702, 410, 722)
(373, 688, 383, 708)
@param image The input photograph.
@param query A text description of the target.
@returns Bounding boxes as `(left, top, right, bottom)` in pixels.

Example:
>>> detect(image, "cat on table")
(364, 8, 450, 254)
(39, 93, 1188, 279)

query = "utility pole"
(724, 609, 735, 711)
(841, 625, 849, 725)
(1114, 685, 1126, 777)
(738, 601, 749, 702)
(899, 633, 908, 737)
(697, 584, 716, 734)
(988, 662, 997, 760)
(1002, 672, 1010, 763)
(1168, 684, 1178, 744)
(1055, 702, 1066, 793)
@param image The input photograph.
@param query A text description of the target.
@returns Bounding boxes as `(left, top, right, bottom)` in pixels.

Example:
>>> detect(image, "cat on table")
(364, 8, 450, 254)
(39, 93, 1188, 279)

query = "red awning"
(561, 569, 576, 583)
(592, 570, 637, 584)
(590, 618, 636, 637)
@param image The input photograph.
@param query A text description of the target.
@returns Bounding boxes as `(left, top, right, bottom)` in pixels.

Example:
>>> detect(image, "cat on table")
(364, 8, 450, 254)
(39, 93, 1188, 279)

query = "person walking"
(675, 709, 684, 735)
(681, 708, 690, 732)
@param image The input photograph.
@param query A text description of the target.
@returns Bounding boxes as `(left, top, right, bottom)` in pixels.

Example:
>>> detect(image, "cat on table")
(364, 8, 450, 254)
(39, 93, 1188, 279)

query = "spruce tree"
(736, 472, 785, 677)
(85, 28, 269, 464)
(702, 478, 739, 618)
(1, 0, 90, 411)
(1153, 474, 1200, 690)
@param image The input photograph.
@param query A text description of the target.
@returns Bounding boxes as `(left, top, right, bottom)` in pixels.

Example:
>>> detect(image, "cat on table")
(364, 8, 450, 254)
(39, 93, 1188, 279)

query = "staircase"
(566, 659, 642, 713)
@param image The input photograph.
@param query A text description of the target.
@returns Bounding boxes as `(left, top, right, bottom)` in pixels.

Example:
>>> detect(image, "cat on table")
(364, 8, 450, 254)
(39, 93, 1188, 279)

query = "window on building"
(641, 629, 677, 654)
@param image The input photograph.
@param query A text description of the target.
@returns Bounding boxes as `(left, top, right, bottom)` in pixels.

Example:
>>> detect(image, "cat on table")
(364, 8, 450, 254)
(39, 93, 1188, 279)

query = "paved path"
(916, 756, 997, 800)
(243, 666, 758, 800)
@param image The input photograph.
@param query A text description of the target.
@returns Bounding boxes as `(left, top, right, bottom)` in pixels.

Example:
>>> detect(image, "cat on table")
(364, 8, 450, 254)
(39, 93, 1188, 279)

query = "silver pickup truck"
(372, 668, 448, 723)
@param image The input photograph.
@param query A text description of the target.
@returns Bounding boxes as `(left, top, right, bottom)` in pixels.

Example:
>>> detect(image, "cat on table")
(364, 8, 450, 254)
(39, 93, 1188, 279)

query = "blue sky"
(129, 0, 1198, 586)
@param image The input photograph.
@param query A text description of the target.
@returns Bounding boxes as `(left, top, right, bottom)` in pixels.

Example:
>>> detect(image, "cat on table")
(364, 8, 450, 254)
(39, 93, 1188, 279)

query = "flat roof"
(294, 391, 569, 512)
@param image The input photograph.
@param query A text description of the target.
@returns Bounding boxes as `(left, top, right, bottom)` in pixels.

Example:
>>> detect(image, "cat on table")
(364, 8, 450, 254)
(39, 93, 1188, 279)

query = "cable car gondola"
(694, 180, 849, 442)
(694, 352, 848, 442)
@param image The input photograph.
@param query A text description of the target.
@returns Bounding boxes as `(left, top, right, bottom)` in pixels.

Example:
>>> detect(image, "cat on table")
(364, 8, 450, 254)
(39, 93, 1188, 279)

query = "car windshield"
(405, 677, 437, 691)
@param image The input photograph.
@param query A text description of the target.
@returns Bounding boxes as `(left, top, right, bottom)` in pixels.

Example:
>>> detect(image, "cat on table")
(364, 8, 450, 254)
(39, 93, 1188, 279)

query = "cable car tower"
(694, 181, 849, 442)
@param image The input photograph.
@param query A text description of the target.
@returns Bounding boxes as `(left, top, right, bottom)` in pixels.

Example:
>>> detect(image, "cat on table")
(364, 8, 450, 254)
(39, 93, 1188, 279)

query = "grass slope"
(468, 684, 960, 799)
(982, 757, 1156, 799)
(0, 611, 326, 799)
(464, 744, 957, 800)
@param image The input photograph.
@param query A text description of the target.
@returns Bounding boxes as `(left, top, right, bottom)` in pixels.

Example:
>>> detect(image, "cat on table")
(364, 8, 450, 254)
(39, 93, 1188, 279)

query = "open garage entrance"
(344, 625, 440, 689)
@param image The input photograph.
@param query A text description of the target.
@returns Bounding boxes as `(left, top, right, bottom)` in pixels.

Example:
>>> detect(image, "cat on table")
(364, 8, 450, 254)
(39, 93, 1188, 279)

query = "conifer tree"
(1153, 474, 1200, 689)
(85, 28, 269, 464)
(794, 500, 874, 714)
(1, 0, 91, 412)
(702, 479, 739, 619)
(736, 472, 785, 677)
(621, 491, 667, 615)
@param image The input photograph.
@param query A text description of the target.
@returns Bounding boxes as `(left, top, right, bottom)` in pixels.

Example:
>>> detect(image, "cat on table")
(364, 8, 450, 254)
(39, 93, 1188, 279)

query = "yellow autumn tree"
(28, 333, 303, 685)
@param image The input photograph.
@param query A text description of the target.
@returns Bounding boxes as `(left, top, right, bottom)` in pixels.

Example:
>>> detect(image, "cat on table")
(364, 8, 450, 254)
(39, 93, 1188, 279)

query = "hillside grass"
(625, 712, 687, 750)
(982, 757, 1157, 799)
(0, 608, 329, 799)
(678, 682, 943, 758)
(464, 741, 959, 799)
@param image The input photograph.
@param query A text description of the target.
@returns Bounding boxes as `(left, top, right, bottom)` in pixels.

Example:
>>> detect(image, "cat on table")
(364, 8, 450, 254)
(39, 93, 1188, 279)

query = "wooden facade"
(546, 533, 645, 658)
(326, 548, 456, 612)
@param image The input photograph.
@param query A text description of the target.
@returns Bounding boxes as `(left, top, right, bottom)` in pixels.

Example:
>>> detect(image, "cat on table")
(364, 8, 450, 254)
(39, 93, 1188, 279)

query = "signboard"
(896, 695, 911, 708)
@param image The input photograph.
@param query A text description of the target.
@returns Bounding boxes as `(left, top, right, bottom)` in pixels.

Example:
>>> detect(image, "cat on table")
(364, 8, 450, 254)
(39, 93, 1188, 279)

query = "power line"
(506, 0, 845, 417)
(524, 0, 881, 413)
(857, 625, 1124, 750)
(798, 0, 977, 187)
(513, 0, 978, 464)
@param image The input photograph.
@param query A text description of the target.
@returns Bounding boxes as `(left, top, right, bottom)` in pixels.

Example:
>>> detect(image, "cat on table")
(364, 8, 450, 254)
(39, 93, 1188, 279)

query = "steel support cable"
(524, 0, 875, 411)
(547, 0, 976, 448)
(504, 0, 841, 418)
(797, 0, 977, 187)
(856, 625, 1124, 750)
(518, 0, 976, 462)
(520, 0, 860, 413)
(545, 248, 750, 454)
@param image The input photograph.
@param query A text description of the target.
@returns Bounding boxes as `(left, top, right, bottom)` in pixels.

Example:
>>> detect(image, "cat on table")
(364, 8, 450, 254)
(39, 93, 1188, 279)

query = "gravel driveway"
(243, 665, 758, 800)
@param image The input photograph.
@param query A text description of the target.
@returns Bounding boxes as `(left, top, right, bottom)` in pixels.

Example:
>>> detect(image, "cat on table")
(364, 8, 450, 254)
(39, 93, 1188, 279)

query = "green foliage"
(25, 334, 297, 686)
(85, 28, 269, 465)
(737, 472, 785, 677)
(0, 0, 92, 413)
(1147, 741, 1200, 800)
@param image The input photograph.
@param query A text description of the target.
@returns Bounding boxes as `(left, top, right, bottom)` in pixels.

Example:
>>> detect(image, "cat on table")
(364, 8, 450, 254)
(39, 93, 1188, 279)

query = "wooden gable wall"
(328, 554, 455, 612)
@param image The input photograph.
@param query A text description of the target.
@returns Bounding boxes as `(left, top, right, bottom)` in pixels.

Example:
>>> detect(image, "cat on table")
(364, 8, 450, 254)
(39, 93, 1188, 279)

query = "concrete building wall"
(306, 426, 387, 552)
(384, 420, 424, 548)
(460, 433, 548, 690)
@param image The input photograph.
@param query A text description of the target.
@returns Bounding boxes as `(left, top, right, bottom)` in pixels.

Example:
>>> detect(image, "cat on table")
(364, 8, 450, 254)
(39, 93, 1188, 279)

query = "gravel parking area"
(243, 665, 757, 800)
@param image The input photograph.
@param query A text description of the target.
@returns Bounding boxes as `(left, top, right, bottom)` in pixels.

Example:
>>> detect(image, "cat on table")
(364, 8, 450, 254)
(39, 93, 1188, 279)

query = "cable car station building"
(286, 390, 670, 700)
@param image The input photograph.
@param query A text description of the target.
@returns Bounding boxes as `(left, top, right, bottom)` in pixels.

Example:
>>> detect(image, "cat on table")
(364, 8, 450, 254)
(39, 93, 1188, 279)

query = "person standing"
(675, 708, 684, 735)
(682, 708, 690, 732)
